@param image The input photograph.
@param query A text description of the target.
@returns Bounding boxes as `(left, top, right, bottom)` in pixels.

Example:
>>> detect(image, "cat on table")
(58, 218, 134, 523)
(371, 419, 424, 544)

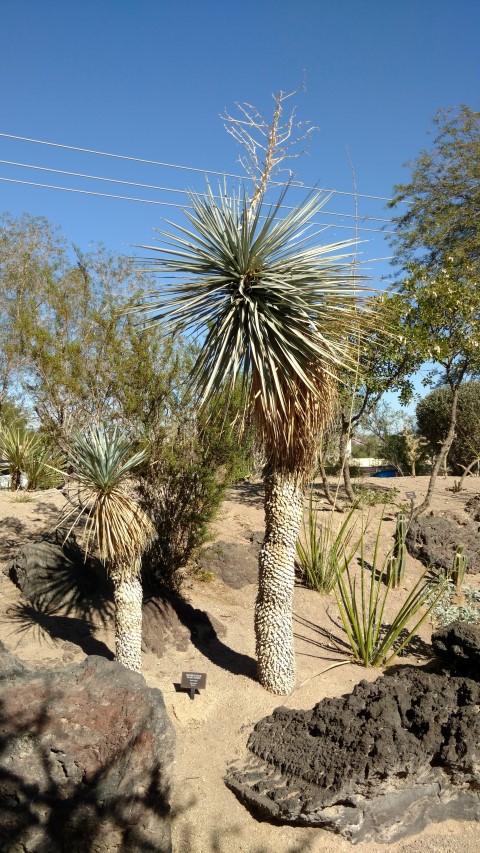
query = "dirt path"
(0, 476, 479, 851)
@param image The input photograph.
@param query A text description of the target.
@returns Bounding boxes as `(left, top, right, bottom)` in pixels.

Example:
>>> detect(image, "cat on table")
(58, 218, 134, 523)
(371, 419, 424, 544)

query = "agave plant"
(137, 185, 364, 693)
(63, 425, 154, 672)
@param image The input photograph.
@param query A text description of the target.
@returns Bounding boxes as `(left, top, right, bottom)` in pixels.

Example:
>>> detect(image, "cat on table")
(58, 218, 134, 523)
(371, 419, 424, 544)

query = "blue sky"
(1, 0, 479, 408)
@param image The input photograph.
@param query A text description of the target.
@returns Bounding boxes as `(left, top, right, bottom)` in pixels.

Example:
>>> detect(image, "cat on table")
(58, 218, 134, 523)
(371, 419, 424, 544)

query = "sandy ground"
(0, 474, 479, 852)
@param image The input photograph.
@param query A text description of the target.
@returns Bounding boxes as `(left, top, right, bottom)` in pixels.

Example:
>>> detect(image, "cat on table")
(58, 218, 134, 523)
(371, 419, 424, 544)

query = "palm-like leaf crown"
(63, 425, 154, 570)
(139, 186, 364, 472)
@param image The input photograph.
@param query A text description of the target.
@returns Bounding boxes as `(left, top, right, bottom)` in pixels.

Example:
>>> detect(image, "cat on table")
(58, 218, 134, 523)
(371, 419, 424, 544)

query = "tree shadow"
(5, 602, 114, 660)
(0, 517, 27, 562)
(383, 628, 434, 663)
(146, 590, 257, 680)
(171, 794, 315, 853)
(0, 692, 172, 852)
(8, 529, 114, 626)
(293, 612, 351, 659)
(229, 481, 265, 508)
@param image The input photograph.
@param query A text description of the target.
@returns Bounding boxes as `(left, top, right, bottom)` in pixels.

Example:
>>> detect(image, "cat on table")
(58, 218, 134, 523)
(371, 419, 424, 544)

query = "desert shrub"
(0, 425, 64, 490)
(353, 485, 399, 507)
(432, 582, 480, 625)
(23, 444, 65, 490)
(139, 391, 254, 591)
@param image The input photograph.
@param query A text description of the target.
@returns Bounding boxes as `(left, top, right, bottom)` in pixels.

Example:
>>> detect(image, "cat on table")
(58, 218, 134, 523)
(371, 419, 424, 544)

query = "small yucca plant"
(0, 426, 43, 489)
(334, 513, 449, 667)
(62, 425, 154, 672)
(296, 495, 359, 594)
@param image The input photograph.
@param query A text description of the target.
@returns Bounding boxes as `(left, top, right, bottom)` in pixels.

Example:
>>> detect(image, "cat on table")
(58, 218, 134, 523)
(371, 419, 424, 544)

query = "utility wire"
(0, 131, 406, 204)
(0, 175, 395, 234)
(0, 158, 393, 224)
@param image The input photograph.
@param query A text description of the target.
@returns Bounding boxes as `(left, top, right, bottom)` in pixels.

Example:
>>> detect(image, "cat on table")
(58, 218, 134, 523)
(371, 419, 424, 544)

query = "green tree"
(389, 106, 480, 513)
(392, 260, 480, 514)
(417, 382, 480, 474)
(389, 105, 480, 277)
(136, 184, 363, 694)
(0, 213, 67, 414)
(0, 218, 184, 446)
(336, 293, 419, 501)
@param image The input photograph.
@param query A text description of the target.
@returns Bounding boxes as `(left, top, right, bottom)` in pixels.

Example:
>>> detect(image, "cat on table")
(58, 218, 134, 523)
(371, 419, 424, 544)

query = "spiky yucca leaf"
(63, 425, 153, 573)
(137, 186, 366, 471)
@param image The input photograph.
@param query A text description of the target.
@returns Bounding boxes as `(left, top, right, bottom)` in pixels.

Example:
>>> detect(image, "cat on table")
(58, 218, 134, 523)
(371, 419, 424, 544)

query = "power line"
(0, 158, 393, 225)
(0, 175, 395, 234)
(0, 131, 405, 204)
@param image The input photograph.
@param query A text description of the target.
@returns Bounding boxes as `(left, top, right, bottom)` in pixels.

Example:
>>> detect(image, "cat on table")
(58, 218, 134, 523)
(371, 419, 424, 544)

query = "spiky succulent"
(137, 185, 365, 470)
(63, 425, 153, 571)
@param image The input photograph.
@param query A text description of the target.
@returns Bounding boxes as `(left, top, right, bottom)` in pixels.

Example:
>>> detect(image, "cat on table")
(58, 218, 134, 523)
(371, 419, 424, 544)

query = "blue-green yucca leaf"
(62, 424, 153, 569)
(135, 184, 370, 469)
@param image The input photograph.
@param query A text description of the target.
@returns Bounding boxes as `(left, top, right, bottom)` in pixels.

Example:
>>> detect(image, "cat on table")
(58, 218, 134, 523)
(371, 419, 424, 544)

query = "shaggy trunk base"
(111, 565, 143, 673)
(255, 472, 304, 695)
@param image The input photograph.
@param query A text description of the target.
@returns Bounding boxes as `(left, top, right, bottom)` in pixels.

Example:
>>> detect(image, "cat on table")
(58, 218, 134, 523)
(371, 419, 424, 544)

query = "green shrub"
(23, 445, 65, 490)
(139, 392, 253, 592)
(354, 485, 399, 507)
(432, 582, 480, 626)
(448, 545, 468, 588)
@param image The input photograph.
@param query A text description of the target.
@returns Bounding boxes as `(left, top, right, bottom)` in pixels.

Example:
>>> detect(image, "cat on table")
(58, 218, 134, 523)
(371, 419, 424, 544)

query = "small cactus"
(386, 512, 407, 588)
(449, 545, 468, 589)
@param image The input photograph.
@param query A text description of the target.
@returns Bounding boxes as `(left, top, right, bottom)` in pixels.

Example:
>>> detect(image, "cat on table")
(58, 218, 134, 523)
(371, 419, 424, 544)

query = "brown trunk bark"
(339, 419, 356, 503)
(413, 386, 460, 518)
(317, 455, 336, 507)
(458, 457, 480, 490)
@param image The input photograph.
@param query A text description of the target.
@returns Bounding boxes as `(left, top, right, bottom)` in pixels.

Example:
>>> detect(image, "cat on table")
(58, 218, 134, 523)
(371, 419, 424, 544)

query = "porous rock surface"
(8, 534, 225, 659)
(7, 529, 113, 612)
(196, 530, 262, 588)
(226, 625, 480, 844)
(466, 493, 480, 522)
(406, 512, 480, 574)
(142, 589, 226, 656)
(0, 644, 175, 852)
(432, 620, 480, 677)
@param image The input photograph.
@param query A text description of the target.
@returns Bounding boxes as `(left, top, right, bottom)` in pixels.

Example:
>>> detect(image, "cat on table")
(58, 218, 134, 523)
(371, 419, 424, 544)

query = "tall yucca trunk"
(110, 559, 143, 673)
(255, 471, 304, 694)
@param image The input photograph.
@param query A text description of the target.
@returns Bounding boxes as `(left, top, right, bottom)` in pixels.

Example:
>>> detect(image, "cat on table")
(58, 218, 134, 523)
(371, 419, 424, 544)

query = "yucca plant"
(296, 495, 359, 593)
(23, 445, 65, 490)
(0, 425, 43, 489)
(62, 425, 154, 673)
(136, 184, 366, 694)
(334, 515, 449, 667)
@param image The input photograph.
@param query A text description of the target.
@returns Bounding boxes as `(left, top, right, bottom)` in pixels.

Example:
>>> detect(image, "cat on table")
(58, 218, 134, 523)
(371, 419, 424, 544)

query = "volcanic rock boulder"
(0, 645, 175, 852)
(226, 625, 480, 844)
(142, 589, 226, 656)
(466, 494, 480, 522)
(432, 620, 480, 677)
(406, 513, 480, 574)
(7, 529, 113, 614)
(196, 530, 263, 588)
(8, 535, 225, 660)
